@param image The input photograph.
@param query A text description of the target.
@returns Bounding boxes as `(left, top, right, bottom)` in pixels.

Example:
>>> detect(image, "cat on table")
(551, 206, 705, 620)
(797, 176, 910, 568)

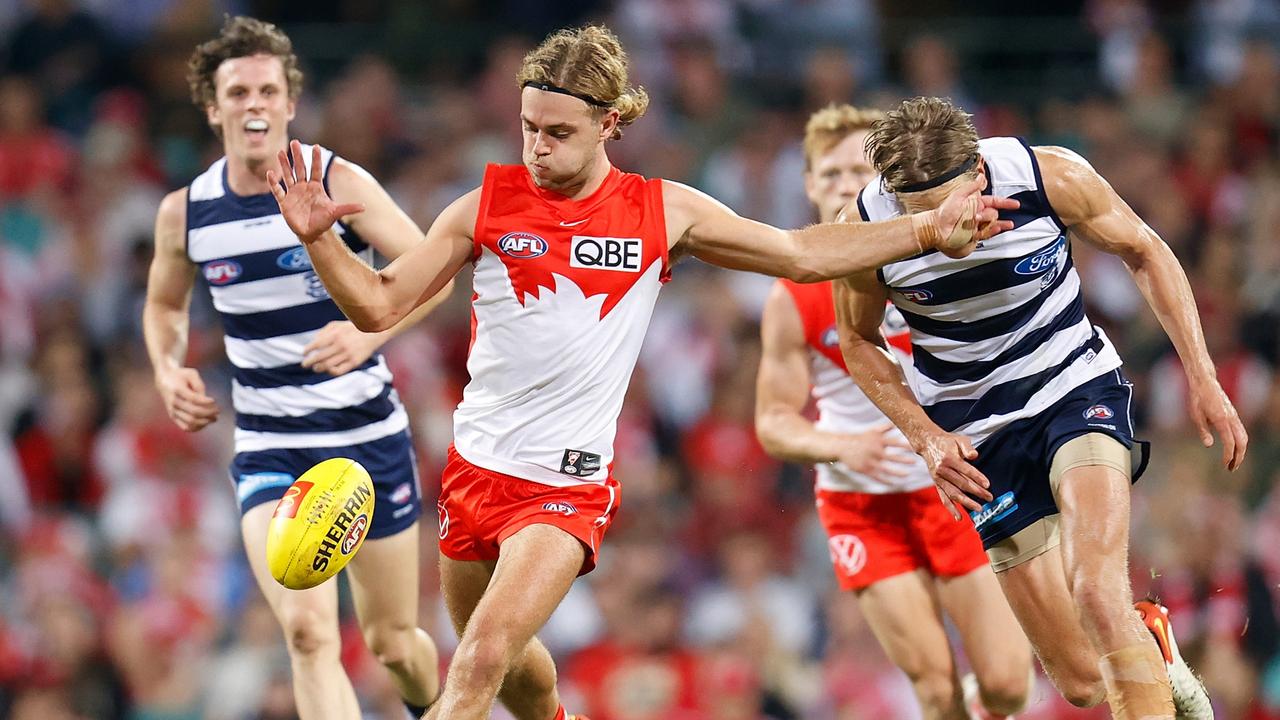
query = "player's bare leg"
(435, 553, 563, 720)
(935, 566, 1033, 716)
(997, 547, 1106, 707)
(348, 523, 441, 711)
(856, 569, 967, 720)
(241, 503, 362, 720)
(1057, 463, 1174, 718)
(426, 524, 582, 720)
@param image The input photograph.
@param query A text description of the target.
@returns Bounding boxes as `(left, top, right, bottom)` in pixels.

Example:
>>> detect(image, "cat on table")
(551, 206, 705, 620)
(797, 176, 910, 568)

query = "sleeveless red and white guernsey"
(453, 164, 670, 487)
(779, 280, 933, 494)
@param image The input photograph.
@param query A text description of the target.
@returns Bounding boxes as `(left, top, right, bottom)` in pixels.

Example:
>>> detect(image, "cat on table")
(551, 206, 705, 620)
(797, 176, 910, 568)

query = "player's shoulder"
(156, 187, 189, 227)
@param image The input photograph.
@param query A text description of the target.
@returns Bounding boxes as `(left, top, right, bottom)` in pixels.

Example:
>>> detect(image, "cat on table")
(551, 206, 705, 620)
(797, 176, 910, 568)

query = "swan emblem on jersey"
(498, 232, 548, 258)
(828, 534, 867, 576)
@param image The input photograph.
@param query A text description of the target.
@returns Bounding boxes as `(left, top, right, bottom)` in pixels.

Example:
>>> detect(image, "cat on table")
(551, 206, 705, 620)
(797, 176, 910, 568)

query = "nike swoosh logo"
(559, 219, 589, 227)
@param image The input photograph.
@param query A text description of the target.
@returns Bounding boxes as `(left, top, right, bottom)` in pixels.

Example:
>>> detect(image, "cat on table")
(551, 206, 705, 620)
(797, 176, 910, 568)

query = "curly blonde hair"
(187, 15, 303, 110)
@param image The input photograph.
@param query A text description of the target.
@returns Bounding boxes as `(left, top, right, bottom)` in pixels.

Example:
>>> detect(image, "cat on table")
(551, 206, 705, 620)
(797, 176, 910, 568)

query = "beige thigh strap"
(1049, 432, 1131, 501)
(987, 514, 1061, 573)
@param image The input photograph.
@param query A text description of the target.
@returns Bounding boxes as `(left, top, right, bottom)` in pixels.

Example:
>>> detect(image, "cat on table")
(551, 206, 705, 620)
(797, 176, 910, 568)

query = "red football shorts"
(437, 445, 621, 575)
(815, 485, 988, 591)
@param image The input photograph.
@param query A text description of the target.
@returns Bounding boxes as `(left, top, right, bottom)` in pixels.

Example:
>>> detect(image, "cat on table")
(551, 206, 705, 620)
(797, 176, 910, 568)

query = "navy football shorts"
(966, 369, 1150, 549)
(230, 429, 422, 539)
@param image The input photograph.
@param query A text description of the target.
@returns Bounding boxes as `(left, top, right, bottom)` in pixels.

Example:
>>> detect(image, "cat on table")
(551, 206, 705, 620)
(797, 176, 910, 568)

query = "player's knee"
(280, 607, 340, 659)
(363, 621, 416, 672)
(454, 634, 516, 686)
(908, 671, 959, 714)
(1058, 676, 1106, 708)
(975, 664, 1031, 715)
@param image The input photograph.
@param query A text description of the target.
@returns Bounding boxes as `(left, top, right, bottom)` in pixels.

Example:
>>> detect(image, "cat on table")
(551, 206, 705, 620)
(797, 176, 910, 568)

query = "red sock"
(552, 705, 567, 720)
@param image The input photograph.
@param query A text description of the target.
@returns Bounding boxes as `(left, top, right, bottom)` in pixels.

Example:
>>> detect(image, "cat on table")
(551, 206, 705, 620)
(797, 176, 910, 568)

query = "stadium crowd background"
(1, 0, 1279, 718)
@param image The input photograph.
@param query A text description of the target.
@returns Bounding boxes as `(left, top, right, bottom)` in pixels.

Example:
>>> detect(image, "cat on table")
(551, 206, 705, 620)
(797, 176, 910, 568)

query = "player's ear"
(286, 97, 297, 123)
(206, 103, 221, 131)
(598, 108, 620, 141)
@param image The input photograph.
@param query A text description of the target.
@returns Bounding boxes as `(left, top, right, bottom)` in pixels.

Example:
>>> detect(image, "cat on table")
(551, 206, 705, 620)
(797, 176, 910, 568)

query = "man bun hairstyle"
(517, 24, 649, 140)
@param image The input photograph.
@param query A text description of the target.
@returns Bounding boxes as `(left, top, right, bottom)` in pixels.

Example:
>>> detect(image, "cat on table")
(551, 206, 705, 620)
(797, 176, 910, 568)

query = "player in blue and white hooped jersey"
(835, 98, 1245, 720)
(142, 17, 448, 720)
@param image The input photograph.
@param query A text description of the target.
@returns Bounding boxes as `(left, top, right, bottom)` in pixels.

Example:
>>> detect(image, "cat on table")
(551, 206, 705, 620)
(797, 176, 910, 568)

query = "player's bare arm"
(143, 188, 220, 432)
(269, 141, 473, 333)
(1037, 146, 1248, 470)
(834, 271, 992, 516)
(661, 176, 1019, 279)
(755, 283, 913, 482)
(300, 157, 457, 376)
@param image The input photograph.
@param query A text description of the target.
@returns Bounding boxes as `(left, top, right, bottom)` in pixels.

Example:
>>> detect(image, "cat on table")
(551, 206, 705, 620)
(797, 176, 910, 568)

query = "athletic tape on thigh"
(1049, 433, 1131, 502)
(987, 514, 1061, 573)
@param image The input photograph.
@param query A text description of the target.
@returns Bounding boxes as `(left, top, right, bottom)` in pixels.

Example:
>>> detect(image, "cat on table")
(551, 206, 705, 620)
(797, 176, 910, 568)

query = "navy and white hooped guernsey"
(857, 137, 1124, 446)
(186, 146, 409, 455)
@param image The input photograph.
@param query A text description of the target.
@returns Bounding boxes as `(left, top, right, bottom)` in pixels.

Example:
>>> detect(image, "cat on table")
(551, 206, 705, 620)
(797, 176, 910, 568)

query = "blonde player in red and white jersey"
(266, 27, 1021, 720)
(755, 105, 1033, 720)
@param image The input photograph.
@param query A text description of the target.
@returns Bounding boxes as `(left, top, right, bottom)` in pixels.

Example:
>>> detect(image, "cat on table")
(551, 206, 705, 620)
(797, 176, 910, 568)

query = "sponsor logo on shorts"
(437, 501, 450, 540)
(276, 246, 313, 271)
(237, 472, 295, 504)
(203, 259, 242, 285)
(341, 514, 368, 554)
(272, 480, 313, 519)
(828, 534, 867, 577)
(390, 482, 413, 505)
(570, 236, 641, 272)
(970, 491, 1018, 529)
(560, 448, 602, 476)
(1083, 404, 1114, 420)
(542, 501, 578, 516)
(498, 232, 548, 258)
(900, 288, 933, 303)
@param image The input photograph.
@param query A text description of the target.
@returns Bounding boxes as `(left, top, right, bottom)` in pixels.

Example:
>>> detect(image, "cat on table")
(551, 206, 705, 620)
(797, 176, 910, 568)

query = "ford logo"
(277, 246, 313, 271)
(1014, 235, 1066, 276)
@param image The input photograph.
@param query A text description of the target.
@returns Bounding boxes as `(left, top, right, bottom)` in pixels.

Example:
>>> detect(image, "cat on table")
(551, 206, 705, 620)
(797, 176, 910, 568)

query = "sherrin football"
(266, 458, 374, 590)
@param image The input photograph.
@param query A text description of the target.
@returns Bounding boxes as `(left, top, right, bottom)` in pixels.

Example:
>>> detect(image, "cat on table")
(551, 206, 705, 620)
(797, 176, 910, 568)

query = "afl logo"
(203, 259, 242, 285)
(340, 514, 368, 555)
(1084, 404, 1114, 420)
(498, 232, 548, 258)
(276, 247, 313, 271)
(542, 501, 578, 516)
(1015, 235, 1067, 276)
(900, 288, 933, 303)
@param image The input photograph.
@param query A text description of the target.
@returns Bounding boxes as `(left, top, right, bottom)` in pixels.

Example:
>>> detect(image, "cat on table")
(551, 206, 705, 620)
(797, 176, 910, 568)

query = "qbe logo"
(570, 236, 641, 272)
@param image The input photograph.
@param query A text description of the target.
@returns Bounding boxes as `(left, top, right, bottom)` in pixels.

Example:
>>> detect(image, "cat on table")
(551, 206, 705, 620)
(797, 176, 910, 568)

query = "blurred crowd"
(2, 0, 1280, 718)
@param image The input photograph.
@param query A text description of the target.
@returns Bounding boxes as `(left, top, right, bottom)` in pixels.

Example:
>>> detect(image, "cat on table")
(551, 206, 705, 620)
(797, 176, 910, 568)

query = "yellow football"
(266, 458, 375, 590)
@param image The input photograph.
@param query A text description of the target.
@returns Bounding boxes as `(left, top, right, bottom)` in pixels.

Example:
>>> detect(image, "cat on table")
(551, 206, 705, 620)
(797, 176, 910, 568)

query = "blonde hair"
(865, 97, 979, 193)
(803, 104, 885, 171)
(516, 25, 649, 140)
(188, 15, 303, 110)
